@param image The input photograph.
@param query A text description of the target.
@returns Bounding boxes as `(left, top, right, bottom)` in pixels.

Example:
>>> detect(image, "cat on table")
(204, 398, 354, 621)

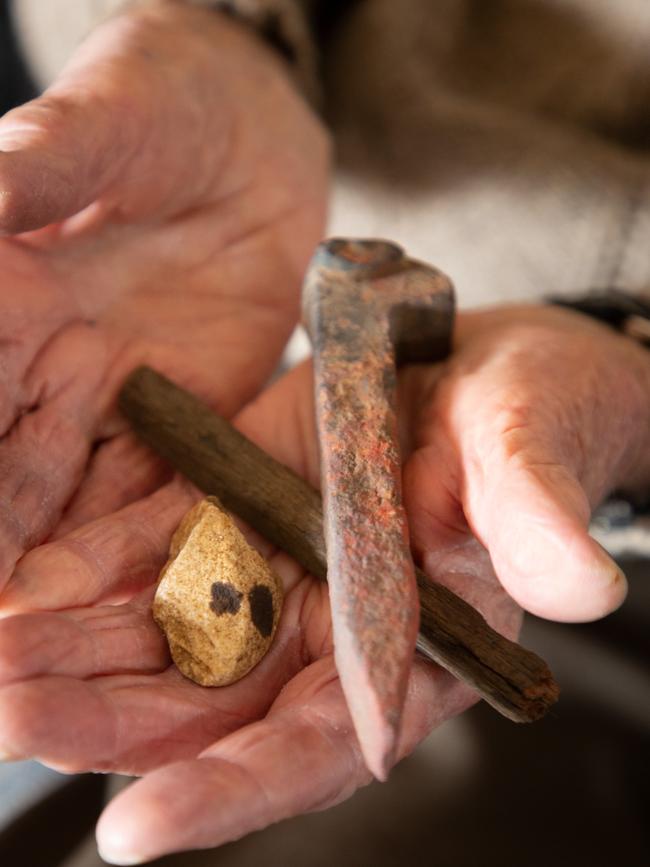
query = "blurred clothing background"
(9, 0, 650, 307)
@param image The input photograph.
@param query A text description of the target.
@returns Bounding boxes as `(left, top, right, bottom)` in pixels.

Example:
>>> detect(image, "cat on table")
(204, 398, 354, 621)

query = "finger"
(96, 657, 474, 864)
(408, 397, 626, 623)
(0, 582, 308, 771)
(0, 13, 150, 235)
(0, 672, 233, 771)
(0, 478, 198, 615)
(0, 399, 91, 585)
(0, 321, 125, 588)
(468, 450, 627, 622)
(0, 5, 232, 235)
(0, 85, 138, 234)
(0, 239, 84, 439)
(0, 589, 169, 686)
(52, 433, 172, 539)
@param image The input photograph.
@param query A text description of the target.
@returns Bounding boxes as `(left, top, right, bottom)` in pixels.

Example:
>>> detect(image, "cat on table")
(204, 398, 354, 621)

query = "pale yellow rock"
(153, 497, 283, 687)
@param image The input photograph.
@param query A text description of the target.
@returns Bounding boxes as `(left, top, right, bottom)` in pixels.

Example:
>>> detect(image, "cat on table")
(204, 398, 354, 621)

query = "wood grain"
(119, 366, 559, 723)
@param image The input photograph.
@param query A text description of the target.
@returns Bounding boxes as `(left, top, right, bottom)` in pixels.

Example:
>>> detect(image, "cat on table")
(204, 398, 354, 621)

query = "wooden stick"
(119, 366, 559, 723)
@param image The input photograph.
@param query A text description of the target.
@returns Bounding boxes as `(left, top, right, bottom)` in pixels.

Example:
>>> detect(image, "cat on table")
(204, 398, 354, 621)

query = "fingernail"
(97, 827, 151, 867)
(97, 848, 145, 866)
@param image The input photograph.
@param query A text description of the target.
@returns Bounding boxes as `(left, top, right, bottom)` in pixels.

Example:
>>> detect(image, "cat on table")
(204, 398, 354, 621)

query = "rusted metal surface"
(303, 239, 454, 780)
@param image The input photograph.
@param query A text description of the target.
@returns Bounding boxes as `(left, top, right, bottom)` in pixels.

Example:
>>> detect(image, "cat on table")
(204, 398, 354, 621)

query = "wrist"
(546, 290, 650, 499)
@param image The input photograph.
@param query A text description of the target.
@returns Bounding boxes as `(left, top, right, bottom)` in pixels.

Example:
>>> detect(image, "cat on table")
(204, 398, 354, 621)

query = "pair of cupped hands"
(0, 3, 648, 864)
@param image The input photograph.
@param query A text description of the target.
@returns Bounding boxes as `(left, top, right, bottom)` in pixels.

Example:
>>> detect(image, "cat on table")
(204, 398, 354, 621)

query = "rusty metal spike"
(303, 238, 454, 779)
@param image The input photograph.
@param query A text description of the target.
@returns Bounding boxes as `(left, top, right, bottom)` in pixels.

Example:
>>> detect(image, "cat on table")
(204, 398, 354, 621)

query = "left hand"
(0, 304, 648, 862)
(401, 302, 650, 622)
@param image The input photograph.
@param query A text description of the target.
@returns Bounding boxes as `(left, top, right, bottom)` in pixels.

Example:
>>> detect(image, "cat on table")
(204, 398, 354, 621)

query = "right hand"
(0, 0, 329, 585)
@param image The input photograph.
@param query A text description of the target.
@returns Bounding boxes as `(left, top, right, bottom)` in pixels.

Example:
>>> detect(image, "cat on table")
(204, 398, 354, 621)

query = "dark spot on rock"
(248, 585, 274, 638)
(210, 582, 243, 616)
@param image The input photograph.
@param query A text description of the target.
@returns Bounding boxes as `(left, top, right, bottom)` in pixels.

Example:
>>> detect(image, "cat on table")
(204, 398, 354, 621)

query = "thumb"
(0, 11, 156, 236)
(465, 444, 627, 623)
(0, 4, 219, 235)
(0, 87, 135, 234)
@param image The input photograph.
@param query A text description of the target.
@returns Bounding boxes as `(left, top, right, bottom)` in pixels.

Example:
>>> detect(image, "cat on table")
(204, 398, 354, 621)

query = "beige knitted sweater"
(9, 0, 650, 309)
